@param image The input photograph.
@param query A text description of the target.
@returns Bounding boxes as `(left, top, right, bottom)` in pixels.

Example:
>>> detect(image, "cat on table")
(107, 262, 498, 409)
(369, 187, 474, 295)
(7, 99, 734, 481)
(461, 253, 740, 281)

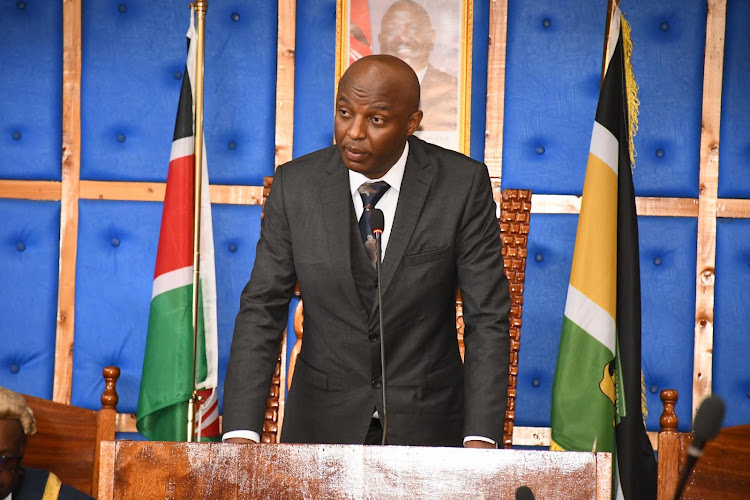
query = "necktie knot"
(358, 181, 390, 210)
(357, 181, 390, 268)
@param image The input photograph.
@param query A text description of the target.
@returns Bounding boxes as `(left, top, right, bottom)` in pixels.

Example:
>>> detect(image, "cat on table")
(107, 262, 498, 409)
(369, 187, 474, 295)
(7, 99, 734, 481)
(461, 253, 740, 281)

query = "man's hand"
(464, 439, 496, 449)
(224, 437, 257, 444)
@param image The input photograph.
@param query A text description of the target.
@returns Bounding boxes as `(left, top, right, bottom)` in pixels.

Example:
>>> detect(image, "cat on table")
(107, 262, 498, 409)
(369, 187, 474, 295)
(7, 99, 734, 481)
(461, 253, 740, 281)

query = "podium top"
(98, 441, 611, 499)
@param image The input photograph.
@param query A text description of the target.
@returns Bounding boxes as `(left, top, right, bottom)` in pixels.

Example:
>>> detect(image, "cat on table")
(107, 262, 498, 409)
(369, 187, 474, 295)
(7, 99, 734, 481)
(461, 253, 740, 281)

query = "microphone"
(515, 486, 535, 500)
(673, 395, 725, 500)
(370, 208, 387, 445)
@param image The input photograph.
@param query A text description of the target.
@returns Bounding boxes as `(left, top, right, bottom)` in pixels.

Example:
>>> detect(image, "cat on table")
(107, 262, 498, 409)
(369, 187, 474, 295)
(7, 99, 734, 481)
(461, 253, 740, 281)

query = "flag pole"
(601, 0, 621, 83)
(187, 0, 208, 443)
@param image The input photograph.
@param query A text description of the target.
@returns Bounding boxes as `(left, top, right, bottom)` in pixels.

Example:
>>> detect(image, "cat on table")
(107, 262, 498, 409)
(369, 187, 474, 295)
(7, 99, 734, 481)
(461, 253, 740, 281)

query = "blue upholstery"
(516, 214, 698, 431)
(0, 1, 62, 181)
(503, 0, 704, 198)
(718, 0, 750, 198)
(0, 200, 61, 398)
(714, 219, 750, 427)
(72, 200, 261, 415)
(81, 1, 277, 185)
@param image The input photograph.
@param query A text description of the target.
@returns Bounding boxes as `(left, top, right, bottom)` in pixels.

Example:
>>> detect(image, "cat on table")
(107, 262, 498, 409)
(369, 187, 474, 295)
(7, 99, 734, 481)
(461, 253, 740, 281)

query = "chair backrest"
(657, 389, 750, 500)
(22, 366, 120, 498)
(259, 176, 531, 447)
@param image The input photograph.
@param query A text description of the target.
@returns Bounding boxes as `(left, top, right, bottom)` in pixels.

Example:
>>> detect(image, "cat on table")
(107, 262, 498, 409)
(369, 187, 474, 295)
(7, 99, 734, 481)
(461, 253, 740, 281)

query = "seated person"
(0, 386, 93, 500)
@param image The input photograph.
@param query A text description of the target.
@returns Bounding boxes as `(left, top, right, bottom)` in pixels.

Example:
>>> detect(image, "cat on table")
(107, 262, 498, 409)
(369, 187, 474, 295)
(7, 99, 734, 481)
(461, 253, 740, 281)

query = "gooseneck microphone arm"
(370, 208, 387, 445)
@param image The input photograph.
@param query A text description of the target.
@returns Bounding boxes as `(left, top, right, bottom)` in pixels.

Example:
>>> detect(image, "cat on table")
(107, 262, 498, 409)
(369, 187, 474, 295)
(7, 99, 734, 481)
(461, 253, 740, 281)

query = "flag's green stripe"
(136, 284, 207, 441)
(551, 316, 616, 453)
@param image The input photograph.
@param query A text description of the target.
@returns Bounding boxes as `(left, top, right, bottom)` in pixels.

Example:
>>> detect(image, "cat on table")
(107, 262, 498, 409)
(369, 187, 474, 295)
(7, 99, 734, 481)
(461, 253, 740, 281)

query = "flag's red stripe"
(154, 153, 195, 278)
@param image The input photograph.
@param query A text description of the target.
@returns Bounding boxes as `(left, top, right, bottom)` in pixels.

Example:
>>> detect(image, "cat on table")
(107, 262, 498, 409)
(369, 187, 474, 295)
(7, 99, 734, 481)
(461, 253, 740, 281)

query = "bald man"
(223, 55, 510, 447)
(378, 0, 458, 131)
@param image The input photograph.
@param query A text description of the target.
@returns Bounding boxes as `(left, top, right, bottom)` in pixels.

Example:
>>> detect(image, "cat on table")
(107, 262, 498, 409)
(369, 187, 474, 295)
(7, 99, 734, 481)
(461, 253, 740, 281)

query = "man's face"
(334, 65, 422, 179)
(379, 3, 435, 73)
(0, 419, 25, 498)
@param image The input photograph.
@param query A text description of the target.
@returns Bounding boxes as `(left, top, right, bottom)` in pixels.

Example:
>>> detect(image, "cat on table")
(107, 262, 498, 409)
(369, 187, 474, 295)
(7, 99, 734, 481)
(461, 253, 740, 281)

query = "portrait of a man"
(377, 0, 459, 132)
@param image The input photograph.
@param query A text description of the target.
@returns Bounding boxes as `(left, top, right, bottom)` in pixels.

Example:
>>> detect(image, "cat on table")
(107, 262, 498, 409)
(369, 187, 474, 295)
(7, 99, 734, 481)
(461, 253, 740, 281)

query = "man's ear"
(407, 110, 423, 135)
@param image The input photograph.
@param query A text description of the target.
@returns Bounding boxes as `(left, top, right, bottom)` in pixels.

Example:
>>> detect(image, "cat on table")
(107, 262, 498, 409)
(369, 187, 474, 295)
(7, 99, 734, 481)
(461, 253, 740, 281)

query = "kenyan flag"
(136, 16, 219, 442)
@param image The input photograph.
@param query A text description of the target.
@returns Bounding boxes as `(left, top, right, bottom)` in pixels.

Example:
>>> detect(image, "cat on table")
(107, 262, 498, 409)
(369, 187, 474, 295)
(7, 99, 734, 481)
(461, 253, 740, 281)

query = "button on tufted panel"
(718, 0, 750, 197)
(638, 217, 698, 431)
(714, 219, 750, 427)
(0, 2, 62, 180)
(81, 2, 277, 185)
(211, 204, 263, 411)
(516, 214, 577, 426)
(0, 200, 61, 397)
(503, 2, 603, 194)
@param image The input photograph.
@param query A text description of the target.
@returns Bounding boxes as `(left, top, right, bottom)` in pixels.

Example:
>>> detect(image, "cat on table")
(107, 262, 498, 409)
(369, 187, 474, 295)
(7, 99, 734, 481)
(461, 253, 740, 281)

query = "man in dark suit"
(222, 54, 509, 448)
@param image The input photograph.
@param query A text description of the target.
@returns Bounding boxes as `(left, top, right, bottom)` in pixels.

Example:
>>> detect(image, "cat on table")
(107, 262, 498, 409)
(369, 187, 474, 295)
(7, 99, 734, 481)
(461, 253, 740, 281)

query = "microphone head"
(692, 395, 725, 446)
(515, 486, 535, 500)
(370, 208, 385, 233)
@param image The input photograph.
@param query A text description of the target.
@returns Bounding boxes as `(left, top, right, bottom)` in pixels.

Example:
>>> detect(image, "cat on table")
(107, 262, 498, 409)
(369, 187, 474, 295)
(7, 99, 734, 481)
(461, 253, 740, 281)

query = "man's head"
(0, 387, 36, 497)
(335, 54, 422, 179)
(379, 0, 435, 74)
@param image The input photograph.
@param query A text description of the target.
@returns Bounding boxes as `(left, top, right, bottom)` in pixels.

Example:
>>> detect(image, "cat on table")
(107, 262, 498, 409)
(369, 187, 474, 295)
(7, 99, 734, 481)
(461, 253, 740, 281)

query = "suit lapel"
(379, 137, 433, 298)
(321, 154, 367, 314)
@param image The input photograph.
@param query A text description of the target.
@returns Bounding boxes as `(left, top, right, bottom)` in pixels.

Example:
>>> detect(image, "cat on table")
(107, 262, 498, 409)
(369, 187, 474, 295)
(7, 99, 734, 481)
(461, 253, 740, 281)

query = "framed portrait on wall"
(336, 0, 473, 154)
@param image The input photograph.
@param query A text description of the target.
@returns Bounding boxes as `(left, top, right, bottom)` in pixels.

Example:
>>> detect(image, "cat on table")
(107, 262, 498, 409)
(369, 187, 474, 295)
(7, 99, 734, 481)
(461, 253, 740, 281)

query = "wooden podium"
(98, 441, 611, 499)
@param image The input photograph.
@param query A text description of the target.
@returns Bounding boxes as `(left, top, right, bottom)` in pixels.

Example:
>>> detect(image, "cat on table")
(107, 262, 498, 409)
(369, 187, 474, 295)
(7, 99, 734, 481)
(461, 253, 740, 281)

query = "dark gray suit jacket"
(223, 136, 510, 446)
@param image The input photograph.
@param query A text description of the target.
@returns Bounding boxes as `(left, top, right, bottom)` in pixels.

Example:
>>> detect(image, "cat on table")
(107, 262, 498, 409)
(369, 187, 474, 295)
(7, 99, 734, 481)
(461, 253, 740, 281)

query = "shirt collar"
(348, 140, 409, 197)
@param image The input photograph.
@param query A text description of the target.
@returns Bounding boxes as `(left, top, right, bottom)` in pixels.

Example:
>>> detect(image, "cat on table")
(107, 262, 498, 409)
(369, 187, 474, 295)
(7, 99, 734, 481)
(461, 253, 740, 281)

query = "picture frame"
(336, 0, 473, 154)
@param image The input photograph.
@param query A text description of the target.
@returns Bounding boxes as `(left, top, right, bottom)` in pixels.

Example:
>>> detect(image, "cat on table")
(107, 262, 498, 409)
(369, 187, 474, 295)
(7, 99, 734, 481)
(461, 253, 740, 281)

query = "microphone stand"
(374, 228, 387, 445)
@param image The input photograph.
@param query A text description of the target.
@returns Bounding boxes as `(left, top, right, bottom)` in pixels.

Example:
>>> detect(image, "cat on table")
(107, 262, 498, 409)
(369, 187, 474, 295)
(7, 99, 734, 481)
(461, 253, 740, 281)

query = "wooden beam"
(483, 0, 508, 179)
(717, 198, 750, 219)
(530, 194, 699, 217)
(54, 0, 83, 404)
(78, 180, 263, 205)
(692, 0, 726, 418)
(0, 180, 61, 200)
(275, 0, 296, 167)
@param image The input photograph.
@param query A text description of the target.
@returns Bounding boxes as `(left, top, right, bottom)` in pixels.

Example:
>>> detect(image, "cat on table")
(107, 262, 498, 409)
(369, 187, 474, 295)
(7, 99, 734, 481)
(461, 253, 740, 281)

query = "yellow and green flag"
(550, 7, 657, 499)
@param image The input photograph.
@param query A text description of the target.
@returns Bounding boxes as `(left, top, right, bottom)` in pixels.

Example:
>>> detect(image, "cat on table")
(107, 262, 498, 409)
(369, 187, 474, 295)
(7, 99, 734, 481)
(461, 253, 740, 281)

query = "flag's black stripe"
(594, 34, 626, 142)
(173, 37, 194, 143)
(606, 25, 658, 500)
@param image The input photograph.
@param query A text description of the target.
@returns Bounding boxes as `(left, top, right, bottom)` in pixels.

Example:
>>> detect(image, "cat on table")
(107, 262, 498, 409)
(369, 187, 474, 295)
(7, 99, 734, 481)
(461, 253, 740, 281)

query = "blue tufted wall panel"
(502, 0, 704, 198)
(0, 200, 61, 398)
(72, 200, 262, 415)
(516, 213, 697, 431)
(81, 1, 277, 185)
(714, 219, 750, 427)
(72, 200, 161, 411)
(718, 0, 750, 199)
(0, 1, 62, 181)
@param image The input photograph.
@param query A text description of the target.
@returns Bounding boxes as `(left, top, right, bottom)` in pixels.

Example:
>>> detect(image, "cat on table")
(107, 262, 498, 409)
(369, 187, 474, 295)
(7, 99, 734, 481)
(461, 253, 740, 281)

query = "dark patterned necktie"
(358, 181, 390, 268)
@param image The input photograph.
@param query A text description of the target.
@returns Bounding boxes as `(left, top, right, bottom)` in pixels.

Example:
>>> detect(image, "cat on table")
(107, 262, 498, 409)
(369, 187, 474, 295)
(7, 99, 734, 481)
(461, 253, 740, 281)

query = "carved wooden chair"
(260, 176, 531, 448)
(657, 389, 750, 500)
(22, 366, 120, 498)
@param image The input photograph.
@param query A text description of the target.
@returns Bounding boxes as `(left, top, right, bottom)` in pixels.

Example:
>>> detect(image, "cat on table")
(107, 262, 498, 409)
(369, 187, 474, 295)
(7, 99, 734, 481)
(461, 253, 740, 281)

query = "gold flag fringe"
(621, 13, 640, 170)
